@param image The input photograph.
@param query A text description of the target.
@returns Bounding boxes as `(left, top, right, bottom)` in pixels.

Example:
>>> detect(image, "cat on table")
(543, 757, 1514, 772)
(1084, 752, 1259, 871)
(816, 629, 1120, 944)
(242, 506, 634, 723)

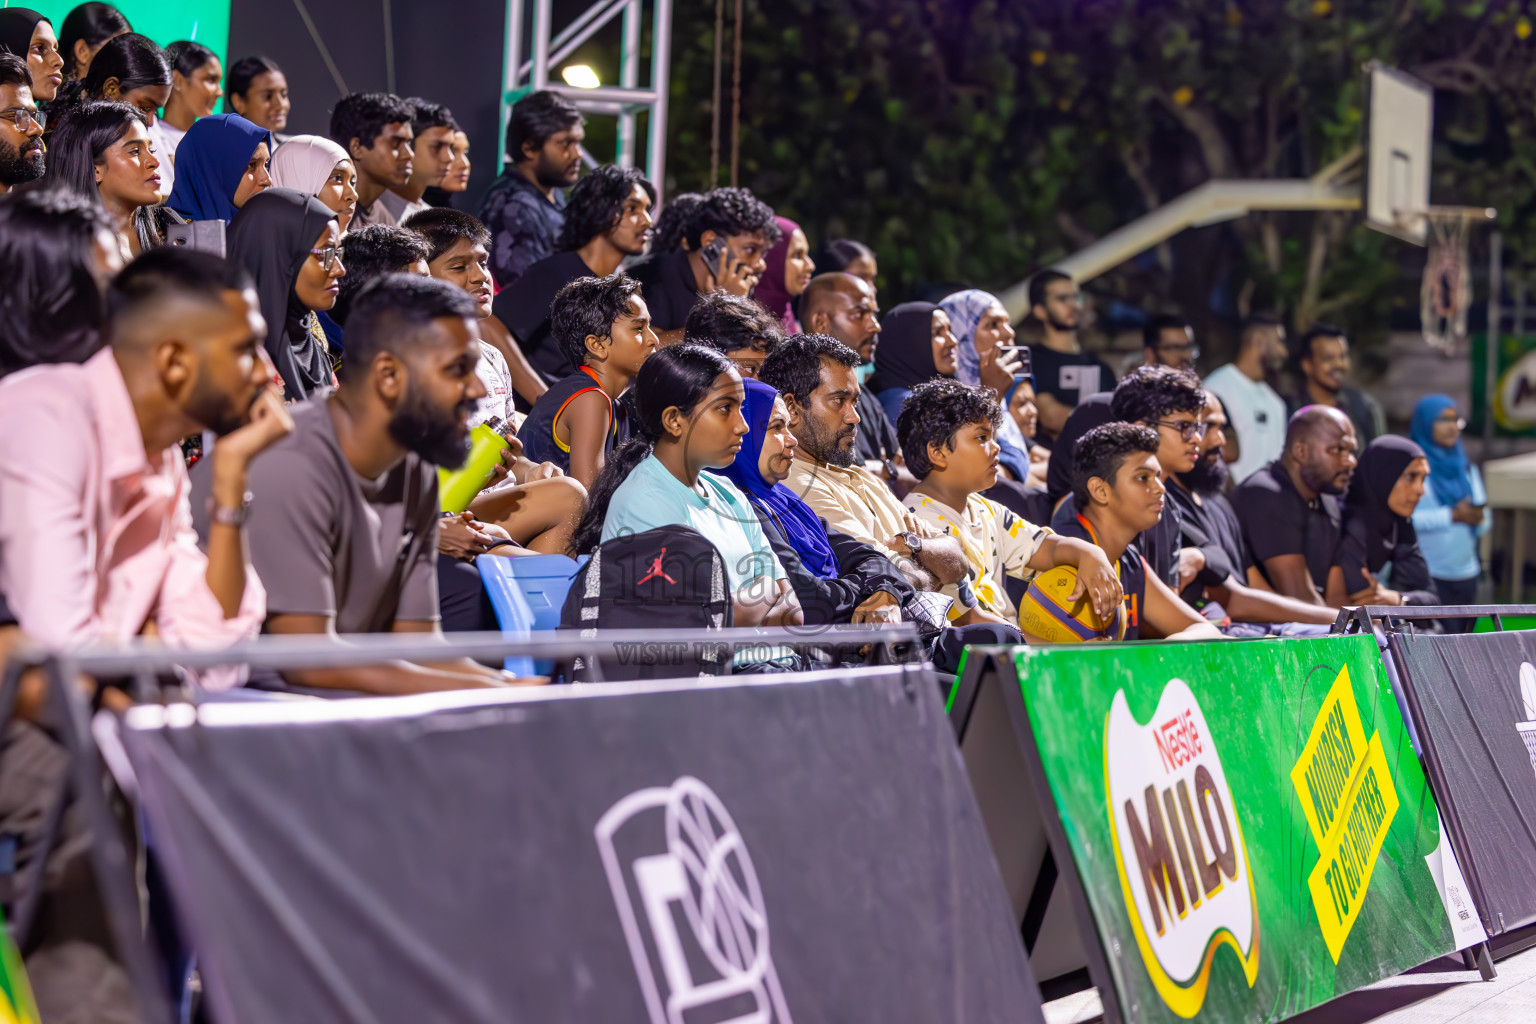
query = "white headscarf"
(269, 135, 350, 195)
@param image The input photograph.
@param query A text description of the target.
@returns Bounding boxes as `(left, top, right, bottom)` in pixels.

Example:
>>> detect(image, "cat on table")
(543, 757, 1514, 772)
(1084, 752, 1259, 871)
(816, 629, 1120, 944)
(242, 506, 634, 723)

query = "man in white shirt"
(1203, 315, 1288, 483)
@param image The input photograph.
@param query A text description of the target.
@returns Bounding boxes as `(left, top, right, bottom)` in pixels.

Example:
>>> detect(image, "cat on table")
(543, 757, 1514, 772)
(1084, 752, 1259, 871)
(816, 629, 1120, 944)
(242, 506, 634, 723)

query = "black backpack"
(560, 525, 733, 680)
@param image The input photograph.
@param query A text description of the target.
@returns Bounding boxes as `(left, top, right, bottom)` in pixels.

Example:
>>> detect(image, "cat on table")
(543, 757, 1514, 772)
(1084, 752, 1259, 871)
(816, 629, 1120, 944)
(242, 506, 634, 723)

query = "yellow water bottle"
(438, 417, 510, 513)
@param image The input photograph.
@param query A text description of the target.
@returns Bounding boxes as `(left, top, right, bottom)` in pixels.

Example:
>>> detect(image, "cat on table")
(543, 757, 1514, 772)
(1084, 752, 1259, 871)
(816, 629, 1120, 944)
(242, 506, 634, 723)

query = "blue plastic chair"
(477, 554, 588, 674)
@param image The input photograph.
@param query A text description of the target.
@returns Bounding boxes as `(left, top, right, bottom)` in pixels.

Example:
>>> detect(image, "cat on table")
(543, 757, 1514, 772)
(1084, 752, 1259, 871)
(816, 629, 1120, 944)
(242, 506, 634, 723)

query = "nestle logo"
(1154, 710, 1202, 774)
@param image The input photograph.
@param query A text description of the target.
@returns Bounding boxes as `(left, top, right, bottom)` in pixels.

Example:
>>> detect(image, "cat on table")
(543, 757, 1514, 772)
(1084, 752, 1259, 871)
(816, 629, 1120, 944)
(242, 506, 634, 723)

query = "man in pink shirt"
(0, 248, 293, 679)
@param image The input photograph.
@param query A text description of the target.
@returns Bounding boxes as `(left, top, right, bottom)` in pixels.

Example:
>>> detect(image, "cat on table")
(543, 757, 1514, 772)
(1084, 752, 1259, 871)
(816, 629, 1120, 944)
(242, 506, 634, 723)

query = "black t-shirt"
(1333, 511, 1439, 605)
(1051, 490, 1177, 594)
(1229, 460, 1340, 596)
(1166, 481, 1245, 604)
(1044, 392, 1115, 506)
(1138, 498, 1183, 592)
(855, 388, 900, 465)
(1028, 344, 1117, 413)
(491, 250, 595, 386)
(1055, 513, 1147, 641)
(628, 250, 701, 332)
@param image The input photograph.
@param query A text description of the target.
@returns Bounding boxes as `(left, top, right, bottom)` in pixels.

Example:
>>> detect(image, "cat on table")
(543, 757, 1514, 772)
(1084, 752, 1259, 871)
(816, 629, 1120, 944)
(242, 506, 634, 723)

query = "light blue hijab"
(939, 288, 1030, 452)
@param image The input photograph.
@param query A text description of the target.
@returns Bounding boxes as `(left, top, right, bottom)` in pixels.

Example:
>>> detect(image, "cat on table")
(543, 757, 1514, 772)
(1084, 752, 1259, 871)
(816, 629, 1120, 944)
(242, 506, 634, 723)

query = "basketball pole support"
(498, 0, 673, 200)
(998, 174, 1363, 321)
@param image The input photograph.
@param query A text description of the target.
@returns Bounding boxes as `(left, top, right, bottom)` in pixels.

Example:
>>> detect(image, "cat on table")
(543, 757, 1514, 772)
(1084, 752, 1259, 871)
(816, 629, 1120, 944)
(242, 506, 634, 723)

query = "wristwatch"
(207, 491, 253, 528)
(902, 532, 924, 557)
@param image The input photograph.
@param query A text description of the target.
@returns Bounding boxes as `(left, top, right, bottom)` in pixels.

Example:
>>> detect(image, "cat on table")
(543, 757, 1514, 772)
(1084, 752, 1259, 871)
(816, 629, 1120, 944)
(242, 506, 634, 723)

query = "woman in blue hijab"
(1410, 394, 1488, 627)
(716, 377, 911, 624)
(166, 112, 273, 222)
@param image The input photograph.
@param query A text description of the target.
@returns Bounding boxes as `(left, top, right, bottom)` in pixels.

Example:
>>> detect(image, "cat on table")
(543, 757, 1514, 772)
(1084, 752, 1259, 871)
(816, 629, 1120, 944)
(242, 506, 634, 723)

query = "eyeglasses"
(1151, 419, 1210, 441)
(0, 108, 45, 133)
(1157, 342, 1200, 359)
(1436, 414, 1467, 431)
(309, 246, 342, 271)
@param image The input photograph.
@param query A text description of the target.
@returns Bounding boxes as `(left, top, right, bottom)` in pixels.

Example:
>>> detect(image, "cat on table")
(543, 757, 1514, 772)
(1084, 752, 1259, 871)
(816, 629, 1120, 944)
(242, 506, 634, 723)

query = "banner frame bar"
(959, 648, 1128, 1024)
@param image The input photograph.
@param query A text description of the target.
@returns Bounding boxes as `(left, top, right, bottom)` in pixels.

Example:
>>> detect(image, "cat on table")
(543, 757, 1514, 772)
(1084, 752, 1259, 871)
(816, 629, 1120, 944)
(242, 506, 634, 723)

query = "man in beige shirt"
(762, 333, 991, 615)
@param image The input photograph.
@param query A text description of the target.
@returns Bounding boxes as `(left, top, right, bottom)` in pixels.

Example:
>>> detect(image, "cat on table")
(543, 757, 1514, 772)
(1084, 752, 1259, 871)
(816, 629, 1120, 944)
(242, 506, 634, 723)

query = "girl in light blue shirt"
(572, 345, 802, 627)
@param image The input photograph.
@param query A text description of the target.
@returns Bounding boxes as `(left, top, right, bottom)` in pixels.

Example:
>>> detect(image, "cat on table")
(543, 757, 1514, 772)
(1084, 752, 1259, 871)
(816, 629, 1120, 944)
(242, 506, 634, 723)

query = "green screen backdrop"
(1011, 634, 1484, 1023)
(21, 0, 230, 80)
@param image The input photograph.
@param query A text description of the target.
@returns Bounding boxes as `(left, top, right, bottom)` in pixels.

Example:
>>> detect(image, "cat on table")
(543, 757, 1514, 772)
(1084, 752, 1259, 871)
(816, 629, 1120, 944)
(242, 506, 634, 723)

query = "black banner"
(1388, 628, 1536, 936)
(118, 668, 1043, 1023)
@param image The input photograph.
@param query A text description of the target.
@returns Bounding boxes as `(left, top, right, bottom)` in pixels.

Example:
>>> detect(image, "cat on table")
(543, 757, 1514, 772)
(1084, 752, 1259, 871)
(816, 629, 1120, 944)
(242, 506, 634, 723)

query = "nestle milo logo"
(1106, 680, 1260, 1017)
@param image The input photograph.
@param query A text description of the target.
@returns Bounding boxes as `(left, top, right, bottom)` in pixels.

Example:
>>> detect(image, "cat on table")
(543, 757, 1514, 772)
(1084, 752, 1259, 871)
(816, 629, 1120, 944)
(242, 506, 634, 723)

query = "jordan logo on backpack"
(638, 548, 677, 586)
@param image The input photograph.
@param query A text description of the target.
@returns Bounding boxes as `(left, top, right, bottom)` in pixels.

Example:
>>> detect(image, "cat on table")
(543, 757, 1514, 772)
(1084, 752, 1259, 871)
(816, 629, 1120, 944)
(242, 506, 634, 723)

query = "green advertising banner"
(1010, 634, 1484, 1023)
(23, 1, 231, 77)
(1471, 331, 1536, 438)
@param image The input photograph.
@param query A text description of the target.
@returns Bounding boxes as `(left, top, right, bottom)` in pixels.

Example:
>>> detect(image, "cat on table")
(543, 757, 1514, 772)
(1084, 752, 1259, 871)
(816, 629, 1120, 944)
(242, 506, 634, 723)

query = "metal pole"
(531, 0, 552, 90)
(500, 0, 525, 171)
(647, 0, 672, 203)
(616, 0, 640, 167)
(1485, 230, 1502, 457)
(46, 656, 175, 1024)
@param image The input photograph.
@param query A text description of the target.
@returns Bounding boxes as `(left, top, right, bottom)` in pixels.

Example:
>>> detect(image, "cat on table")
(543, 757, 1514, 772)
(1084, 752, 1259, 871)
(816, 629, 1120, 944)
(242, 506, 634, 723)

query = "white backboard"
(1365, 63, 1434, 245)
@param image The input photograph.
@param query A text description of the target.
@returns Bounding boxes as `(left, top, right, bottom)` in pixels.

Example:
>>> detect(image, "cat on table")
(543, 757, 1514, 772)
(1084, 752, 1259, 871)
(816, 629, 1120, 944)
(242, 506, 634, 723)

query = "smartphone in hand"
(700, 237, 727, 278)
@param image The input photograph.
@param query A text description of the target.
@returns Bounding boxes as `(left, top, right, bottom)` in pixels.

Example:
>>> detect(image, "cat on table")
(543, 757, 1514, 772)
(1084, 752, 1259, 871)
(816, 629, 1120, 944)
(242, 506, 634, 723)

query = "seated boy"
(521, 273, 658, 489)
(403, 208, 548, 406)
(898, 379, 1122, 628)
(405, 208, 588, 559)
(683, 291, 786, 379)
(1061, 423, 1223, 641)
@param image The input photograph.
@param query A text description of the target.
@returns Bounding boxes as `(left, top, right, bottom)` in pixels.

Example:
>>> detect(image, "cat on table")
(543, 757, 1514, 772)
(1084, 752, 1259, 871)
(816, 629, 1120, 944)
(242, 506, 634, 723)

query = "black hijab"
(868, 301, 943, 395)
(1046, 391, 1116, 506)
(1345, 435, 1426, 545)
(0, 9, 46, 64)
(227, 187, 337, 400)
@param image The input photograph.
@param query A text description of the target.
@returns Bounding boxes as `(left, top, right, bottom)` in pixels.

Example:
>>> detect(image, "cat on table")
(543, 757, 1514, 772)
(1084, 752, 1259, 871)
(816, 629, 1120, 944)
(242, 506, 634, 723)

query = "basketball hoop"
(1417, 205, 1495, 355)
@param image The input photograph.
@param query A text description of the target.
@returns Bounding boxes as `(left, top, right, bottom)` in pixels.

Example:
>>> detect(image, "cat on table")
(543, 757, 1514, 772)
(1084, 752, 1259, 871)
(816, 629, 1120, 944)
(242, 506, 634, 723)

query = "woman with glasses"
(228, 187, 345, 400)
(1410, 395, 1489, 626)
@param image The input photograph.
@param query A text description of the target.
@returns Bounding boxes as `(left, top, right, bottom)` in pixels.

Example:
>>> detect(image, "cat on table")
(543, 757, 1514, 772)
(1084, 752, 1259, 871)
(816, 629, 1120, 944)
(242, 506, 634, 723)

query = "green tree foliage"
(664, 0, 1536, 361)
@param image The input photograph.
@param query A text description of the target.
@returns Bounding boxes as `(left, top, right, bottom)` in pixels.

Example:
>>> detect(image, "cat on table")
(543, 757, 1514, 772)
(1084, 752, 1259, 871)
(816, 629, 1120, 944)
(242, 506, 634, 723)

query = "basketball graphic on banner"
(596, 776, 792, 1024)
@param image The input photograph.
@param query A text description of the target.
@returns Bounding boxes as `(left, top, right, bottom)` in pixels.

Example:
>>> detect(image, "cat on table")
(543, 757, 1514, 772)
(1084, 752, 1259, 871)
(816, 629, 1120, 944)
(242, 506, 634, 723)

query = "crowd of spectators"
(0, 8, 1499, 1013)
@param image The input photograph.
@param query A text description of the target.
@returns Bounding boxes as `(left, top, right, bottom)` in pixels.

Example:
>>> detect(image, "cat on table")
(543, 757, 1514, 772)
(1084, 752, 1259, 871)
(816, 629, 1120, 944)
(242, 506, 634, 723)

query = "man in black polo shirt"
(629, 186, 778, 343)
(1168, 393, 1337, 632)
(1230, 405, 1360, 606)
(1057, 423, 1220, 641)
(492, 164, 655, 386)
(798, 271, 913, 494)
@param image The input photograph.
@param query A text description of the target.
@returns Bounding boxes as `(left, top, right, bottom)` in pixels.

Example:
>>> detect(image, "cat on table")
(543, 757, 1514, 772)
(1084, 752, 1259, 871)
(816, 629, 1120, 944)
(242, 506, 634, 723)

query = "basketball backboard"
(1365, 62, 1434, 245)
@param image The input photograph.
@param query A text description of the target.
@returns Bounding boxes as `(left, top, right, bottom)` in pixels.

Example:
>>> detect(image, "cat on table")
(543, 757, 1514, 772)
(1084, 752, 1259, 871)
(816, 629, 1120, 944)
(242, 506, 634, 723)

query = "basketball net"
(1421, 210, 1473, 355)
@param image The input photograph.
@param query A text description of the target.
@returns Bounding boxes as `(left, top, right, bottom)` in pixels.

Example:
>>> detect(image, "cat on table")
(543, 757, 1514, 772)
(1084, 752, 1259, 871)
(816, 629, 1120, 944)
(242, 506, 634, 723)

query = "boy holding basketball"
(1058, 423, 1222, 642)
(897, 380, 1121, 628)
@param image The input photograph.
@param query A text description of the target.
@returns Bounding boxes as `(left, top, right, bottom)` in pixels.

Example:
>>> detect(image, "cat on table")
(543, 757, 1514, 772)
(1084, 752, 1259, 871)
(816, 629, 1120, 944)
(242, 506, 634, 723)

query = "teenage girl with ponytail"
(572, 344, 804, 627)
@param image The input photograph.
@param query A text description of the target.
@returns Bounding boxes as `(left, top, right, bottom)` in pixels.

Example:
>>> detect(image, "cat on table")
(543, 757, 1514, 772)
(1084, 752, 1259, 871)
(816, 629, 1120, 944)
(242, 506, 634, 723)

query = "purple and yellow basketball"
(1017, 566, 1125, 644)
